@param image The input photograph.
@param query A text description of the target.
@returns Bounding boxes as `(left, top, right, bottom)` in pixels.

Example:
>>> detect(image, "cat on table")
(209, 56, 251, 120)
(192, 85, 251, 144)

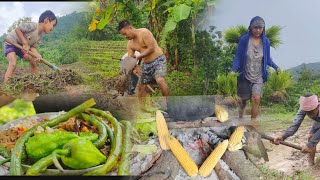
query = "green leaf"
(160, 0, 174, 7)
(152, 0, 158, 10)
(172, 4, 191, 22)
(97, 4, 114, 30)
(164, 19, 177, 33)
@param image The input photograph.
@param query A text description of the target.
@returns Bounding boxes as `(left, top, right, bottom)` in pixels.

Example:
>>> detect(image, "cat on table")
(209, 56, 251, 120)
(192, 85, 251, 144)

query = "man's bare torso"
(128, 28, 163, 63)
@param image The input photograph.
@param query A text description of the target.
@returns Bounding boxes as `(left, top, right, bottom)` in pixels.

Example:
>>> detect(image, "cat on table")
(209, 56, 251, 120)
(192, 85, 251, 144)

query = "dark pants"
(129, 73, 139, 92)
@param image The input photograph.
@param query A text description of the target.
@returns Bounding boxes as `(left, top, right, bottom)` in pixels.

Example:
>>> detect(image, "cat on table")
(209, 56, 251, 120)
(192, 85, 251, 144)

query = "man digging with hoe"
(117, 20, 170, 111)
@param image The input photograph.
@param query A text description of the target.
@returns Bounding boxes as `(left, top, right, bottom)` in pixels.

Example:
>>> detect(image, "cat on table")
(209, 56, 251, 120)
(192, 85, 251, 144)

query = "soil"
(259, 125, 320, 179)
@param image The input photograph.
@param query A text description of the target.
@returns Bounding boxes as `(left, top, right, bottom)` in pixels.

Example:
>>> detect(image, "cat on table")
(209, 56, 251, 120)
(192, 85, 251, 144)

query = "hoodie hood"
(248, 16, 266, 37)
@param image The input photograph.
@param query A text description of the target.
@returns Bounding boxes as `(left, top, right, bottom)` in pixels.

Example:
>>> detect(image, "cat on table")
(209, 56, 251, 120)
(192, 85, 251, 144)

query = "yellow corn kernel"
(199, 140, 228, 177)
(215, 105, 229, 122)
(156, 110, 170, 150)
(228, 126, 245, 151)
(166, 135, 198, 177)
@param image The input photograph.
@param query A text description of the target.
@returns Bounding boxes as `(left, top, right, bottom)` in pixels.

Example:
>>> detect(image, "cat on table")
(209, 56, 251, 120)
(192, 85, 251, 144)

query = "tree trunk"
(191, 23, 198, 67)
(164, 43, 170, 61)
(173, 47, 179, 69)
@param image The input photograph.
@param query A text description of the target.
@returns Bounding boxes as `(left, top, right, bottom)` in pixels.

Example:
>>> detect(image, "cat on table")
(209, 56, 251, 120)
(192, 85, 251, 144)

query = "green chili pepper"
(25, 131, 98, 162)
(10, 98, 96, 175)
(81, 113, 108, 148)
(84, 108, 122, 176)
(26, 138, 106, 175)
(0, 145, 10, 159)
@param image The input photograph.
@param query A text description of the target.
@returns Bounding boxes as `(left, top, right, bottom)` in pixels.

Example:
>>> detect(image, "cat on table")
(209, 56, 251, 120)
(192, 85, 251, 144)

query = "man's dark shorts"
(4, 42, 24, 59)
(140, 55, 167, 84)
(237, 77, 264, 101)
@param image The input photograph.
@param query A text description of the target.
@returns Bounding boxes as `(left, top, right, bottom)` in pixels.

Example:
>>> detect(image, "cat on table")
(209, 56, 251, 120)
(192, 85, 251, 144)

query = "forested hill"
(288, 62, 320, 79)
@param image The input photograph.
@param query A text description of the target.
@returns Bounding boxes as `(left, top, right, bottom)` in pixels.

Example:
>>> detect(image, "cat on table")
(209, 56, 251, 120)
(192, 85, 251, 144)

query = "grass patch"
(292, 170, 315, 180)
(258, 104, 312, 132)
(258, 164, 291, 180)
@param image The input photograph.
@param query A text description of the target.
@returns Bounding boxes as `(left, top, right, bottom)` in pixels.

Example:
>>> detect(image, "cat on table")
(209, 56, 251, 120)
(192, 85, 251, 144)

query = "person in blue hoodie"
(232, 16, 280, 120)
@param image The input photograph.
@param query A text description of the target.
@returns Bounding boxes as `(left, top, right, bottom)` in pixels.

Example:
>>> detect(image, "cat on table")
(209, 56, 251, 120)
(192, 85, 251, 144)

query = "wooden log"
(222, 150, 263, 180)
(214, 161, 231, 180)
(138, 151, 179, 180)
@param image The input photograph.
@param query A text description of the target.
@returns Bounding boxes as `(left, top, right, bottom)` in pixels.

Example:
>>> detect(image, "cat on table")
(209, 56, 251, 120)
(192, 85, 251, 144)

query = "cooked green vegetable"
(61, 138, 106, 169)
(25, 131, 98, 162)
(0, 145, 10, 159)
(84, 108, 122, 176)
(81, 113, 108, 148)
(0, 145, 11, 165)
(10, 98, 96, 175)
(118, 120, 132, 176)
(26, 149, 69, 176)
(26, 138, 106, 175)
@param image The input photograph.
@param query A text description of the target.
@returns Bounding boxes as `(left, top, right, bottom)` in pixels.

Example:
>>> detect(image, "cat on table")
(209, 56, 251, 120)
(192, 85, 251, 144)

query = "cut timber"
(139, 150, 179, 180)
(222, 150, 262, 180)
(214, 160, 231, 180)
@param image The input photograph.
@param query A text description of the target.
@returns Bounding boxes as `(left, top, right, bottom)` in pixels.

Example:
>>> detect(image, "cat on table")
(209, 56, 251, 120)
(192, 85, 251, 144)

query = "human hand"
(271, 133, 283, 145)
(301, 143, 313, 153)
(34, 54, 42, 62)
(136, 55, 142, 61)
(22, 44, 30, 54)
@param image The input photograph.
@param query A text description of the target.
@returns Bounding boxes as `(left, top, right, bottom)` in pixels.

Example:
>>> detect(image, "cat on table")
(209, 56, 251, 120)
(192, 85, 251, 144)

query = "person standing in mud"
(272, 93, 320, 166)
(3, 10, 58, 82)
(117, 20, 170, 109)
(231, 16, 279, 120)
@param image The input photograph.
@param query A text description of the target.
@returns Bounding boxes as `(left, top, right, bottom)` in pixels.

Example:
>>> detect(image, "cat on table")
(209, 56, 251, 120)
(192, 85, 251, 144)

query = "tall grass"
(214, 72, 239, 101)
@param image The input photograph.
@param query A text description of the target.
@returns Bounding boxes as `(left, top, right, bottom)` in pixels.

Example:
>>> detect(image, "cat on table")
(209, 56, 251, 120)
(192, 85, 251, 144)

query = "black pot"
(166, 95, 215, 121)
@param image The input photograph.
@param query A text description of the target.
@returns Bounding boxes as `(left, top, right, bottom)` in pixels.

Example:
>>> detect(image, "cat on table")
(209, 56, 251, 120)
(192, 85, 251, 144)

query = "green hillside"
(287, 62, 320, 80)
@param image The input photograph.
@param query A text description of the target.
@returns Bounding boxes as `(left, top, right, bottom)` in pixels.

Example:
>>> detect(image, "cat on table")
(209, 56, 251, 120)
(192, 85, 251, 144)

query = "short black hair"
(117, 20, 131, 31)
(39, 10, 57, 25)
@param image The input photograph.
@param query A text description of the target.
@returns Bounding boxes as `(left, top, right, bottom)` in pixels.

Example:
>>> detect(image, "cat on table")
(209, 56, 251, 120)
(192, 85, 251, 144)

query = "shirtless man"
(117, 20, 169, 109)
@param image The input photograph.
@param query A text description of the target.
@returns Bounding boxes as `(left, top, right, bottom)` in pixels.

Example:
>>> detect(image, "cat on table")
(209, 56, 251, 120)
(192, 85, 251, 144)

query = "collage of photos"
(1, 0, 320, 179)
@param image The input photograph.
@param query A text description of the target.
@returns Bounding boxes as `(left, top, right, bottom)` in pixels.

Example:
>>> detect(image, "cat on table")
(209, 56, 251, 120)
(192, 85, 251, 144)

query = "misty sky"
(0, 2, 87, 35)
(208, 0, 320, 70)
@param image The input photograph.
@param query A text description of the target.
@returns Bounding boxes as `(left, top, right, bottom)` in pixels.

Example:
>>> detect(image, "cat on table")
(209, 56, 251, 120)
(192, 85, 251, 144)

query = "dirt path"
(262, 125, 320, 179)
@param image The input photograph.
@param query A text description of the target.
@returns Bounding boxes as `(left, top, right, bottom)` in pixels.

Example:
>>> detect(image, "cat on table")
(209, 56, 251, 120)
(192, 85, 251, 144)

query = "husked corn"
(215, 105, 229, 122)
(228, 126, 245, 151)
(166, 135, 198, 177)
(156, 110, 170, 150)
(199, 140, 229, 177)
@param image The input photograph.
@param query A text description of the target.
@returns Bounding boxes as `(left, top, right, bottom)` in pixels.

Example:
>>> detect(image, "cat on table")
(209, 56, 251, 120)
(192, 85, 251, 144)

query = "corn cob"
(199, 140, 228, 177)
(166, 135, 198, 177)
(156, 110, 170, 150)
(228, 126, 245, 151)
(215, 105, 229, 122)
